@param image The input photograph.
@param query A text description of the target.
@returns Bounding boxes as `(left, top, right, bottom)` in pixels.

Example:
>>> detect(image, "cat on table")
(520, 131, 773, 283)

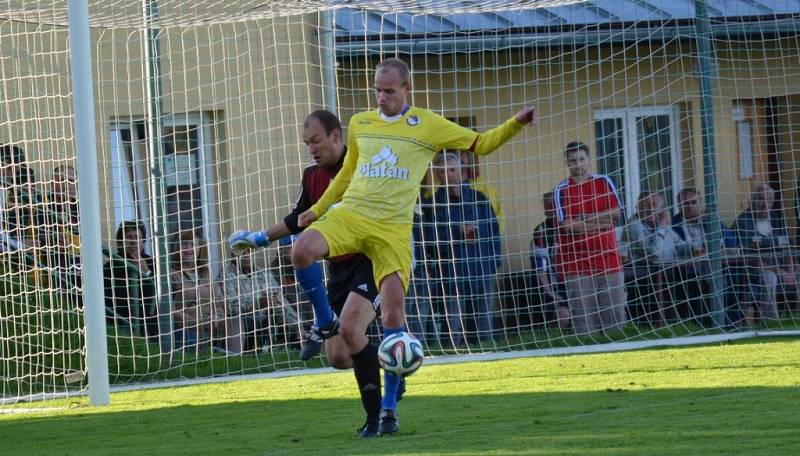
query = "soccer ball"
(378, 331, 424, 377)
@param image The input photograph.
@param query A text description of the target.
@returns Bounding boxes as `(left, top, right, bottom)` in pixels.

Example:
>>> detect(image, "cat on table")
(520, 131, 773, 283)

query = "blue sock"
(295, 262, 334, 327)
(380, 326, 406, 411)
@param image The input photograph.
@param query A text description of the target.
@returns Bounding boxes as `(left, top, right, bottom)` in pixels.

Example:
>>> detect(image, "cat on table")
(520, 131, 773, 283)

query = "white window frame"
(594, 105, 682, 217)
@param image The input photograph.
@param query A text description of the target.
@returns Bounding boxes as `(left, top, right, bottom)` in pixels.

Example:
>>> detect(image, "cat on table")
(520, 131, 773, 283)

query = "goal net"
(2, 0, 799, 405)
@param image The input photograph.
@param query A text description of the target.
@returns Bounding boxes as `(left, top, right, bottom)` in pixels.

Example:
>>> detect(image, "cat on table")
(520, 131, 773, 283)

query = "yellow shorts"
(309, 206, 412, 290)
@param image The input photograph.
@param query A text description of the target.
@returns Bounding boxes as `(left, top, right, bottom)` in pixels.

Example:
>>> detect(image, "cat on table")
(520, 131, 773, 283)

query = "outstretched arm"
(470, 106, 538, 156)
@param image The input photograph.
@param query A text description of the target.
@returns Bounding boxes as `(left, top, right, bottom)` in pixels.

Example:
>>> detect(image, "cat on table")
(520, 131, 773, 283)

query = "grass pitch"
(1, 337, 799, 455)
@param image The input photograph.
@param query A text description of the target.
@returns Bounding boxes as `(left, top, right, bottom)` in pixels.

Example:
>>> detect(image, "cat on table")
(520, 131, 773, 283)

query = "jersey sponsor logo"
(406, 115, 420, 126)
(359, 146, 410, 180)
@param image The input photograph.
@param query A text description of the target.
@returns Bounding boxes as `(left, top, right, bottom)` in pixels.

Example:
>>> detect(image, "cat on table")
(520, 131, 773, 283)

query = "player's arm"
(470, 106, 537, 156)
(229, 168, 317, 253)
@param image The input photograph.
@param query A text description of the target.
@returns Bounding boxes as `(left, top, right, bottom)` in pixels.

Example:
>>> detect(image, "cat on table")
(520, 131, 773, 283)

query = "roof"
(331, 0, 800, 54)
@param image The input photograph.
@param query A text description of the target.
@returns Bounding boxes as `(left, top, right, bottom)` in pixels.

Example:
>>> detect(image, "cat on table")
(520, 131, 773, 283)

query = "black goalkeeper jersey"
(283, 147, 364, 264)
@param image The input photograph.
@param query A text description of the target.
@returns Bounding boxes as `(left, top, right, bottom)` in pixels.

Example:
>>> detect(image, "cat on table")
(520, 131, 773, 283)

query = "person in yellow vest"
(459, 150, 505, 234)
(421, 150, 505, 234)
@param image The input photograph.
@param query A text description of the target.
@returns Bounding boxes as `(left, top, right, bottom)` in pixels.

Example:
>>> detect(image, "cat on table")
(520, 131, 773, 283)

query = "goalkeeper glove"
(228, 229, 270, 255)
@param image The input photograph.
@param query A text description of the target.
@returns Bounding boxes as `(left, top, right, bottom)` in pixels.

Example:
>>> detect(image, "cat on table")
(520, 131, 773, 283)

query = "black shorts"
(327, 256, 380, 316)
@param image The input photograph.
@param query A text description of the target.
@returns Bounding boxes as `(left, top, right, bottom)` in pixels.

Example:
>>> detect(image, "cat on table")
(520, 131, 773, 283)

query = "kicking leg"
(378, 273, 408, 436)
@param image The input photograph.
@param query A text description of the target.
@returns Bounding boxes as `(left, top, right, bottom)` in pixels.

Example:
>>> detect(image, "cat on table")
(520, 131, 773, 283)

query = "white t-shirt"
(755, 219, 772, 237)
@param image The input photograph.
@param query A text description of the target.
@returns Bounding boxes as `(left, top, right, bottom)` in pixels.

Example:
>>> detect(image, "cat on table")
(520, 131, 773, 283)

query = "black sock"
(352, 343, 381, 422)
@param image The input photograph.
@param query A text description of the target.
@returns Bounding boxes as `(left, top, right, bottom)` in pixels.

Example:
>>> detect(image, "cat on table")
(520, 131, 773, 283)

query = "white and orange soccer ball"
(378, 331, 424, 377)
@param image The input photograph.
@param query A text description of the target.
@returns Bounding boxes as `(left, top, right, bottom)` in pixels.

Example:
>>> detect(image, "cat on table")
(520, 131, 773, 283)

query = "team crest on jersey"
(359, 146, 410, 180)
(406, 115, 420, 126)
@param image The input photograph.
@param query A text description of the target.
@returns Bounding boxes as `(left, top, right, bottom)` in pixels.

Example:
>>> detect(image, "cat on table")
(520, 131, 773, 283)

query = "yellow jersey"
(310, 106, 524, 224)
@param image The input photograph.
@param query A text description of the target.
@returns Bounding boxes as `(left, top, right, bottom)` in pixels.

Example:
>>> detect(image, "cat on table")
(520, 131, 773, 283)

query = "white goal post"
(1, 0, 799, 406)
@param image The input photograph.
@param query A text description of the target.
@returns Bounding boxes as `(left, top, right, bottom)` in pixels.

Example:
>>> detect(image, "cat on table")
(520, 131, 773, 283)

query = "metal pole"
(695, 0, 727, 328)
(67, 0, 110, 406)
(143, 0, 173, 353)
(320, 10, 339, 113)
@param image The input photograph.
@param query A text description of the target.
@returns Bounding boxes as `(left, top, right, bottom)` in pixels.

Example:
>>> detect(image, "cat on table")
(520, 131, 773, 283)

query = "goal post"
(1, 0, 799, 406)
(67, 0, 109, 406)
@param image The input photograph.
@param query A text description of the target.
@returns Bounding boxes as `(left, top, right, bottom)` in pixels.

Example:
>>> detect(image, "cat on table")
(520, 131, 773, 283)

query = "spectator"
(0, 144, 43, 250)
(422, 152, 501, 346)
(672, 188, 736, 252)
(670, 188, 735, 327)
(422, 151, 504, 234)
(624, 192, 692, 267)
(45, 165, 80, 233)
(222, 249, 300, 351)
(103, 220, 157, 338)
(170, 230, 241, 353)
(41, 165, 82, 293)
(731, 183, 797, 326)
(530, 191, 570, 329)
(554, 141, 626, 334)
(623, 192, 692, 326)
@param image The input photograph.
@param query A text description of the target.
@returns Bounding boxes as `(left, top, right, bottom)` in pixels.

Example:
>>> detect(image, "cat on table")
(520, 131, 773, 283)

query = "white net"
(1, 0, 799, 405)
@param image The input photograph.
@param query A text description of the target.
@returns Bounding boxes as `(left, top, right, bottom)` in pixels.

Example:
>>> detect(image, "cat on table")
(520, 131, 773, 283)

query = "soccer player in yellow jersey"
(293, 58, 537, 435)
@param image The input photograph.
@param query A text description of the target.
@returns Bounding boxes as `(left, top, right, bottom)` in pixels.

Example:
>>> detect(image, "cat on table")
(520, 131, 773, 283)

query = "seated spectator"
(422, 152, 501, 346)
(40, 166, 82, 293)
(672, 188, 736, 252)
(222, 249, 300, 351)
(530, 191, 570, 329)
(103, 220, 157, 338)
(1, 144, 44, 251)
(669, 187, 733, 327)
(623, 192, 692, 326)
(45, 164, 80, 229)
(731, 183, 798, 326)
(0, 144, 50, 290)
(170, 230, 241, 353)
(624, 192, 692, 267)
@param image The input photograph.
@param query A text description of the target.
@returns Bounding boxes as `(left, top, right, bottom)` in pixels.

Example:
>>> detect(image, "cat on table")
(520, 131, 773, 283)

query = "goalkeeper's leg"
(324, 291, 381, 438)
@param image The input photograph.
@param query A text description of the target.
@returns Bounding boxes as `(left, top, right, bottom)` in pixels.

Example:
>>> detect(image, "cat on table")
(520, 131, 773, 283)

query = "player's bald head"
(376, 58, 411, 86)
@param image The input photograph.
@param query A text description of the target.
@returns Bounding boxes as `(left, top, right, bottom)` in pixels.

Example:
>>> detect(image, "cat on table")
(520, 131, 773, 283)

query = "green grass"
(2, 337, 799, 455)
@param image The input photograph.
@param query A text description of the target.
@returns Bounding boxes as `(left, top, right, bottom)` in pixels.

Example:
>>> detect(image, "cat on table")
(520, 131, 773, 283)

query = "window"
(109, 113, 219, 263)
(594, 106, 682, 217)
(732, 106, 754, 179)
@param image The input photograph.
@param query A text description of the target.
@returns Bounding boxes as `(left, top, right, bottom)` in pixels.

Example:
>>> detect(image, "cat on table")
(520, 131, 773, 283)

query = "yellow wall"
(3, 18, 799, 272)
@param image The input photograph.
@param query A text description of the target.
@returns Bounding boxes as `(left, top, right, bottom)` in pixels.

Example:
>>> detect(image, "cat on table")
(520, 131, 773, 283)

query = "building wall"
(337, 38, 800, 271)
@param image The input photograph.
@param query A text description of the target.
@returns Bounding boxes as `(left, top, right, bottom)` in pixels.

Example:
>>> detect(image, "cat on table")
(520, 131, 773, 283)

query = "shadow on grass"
(2, 387, 799, 456)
